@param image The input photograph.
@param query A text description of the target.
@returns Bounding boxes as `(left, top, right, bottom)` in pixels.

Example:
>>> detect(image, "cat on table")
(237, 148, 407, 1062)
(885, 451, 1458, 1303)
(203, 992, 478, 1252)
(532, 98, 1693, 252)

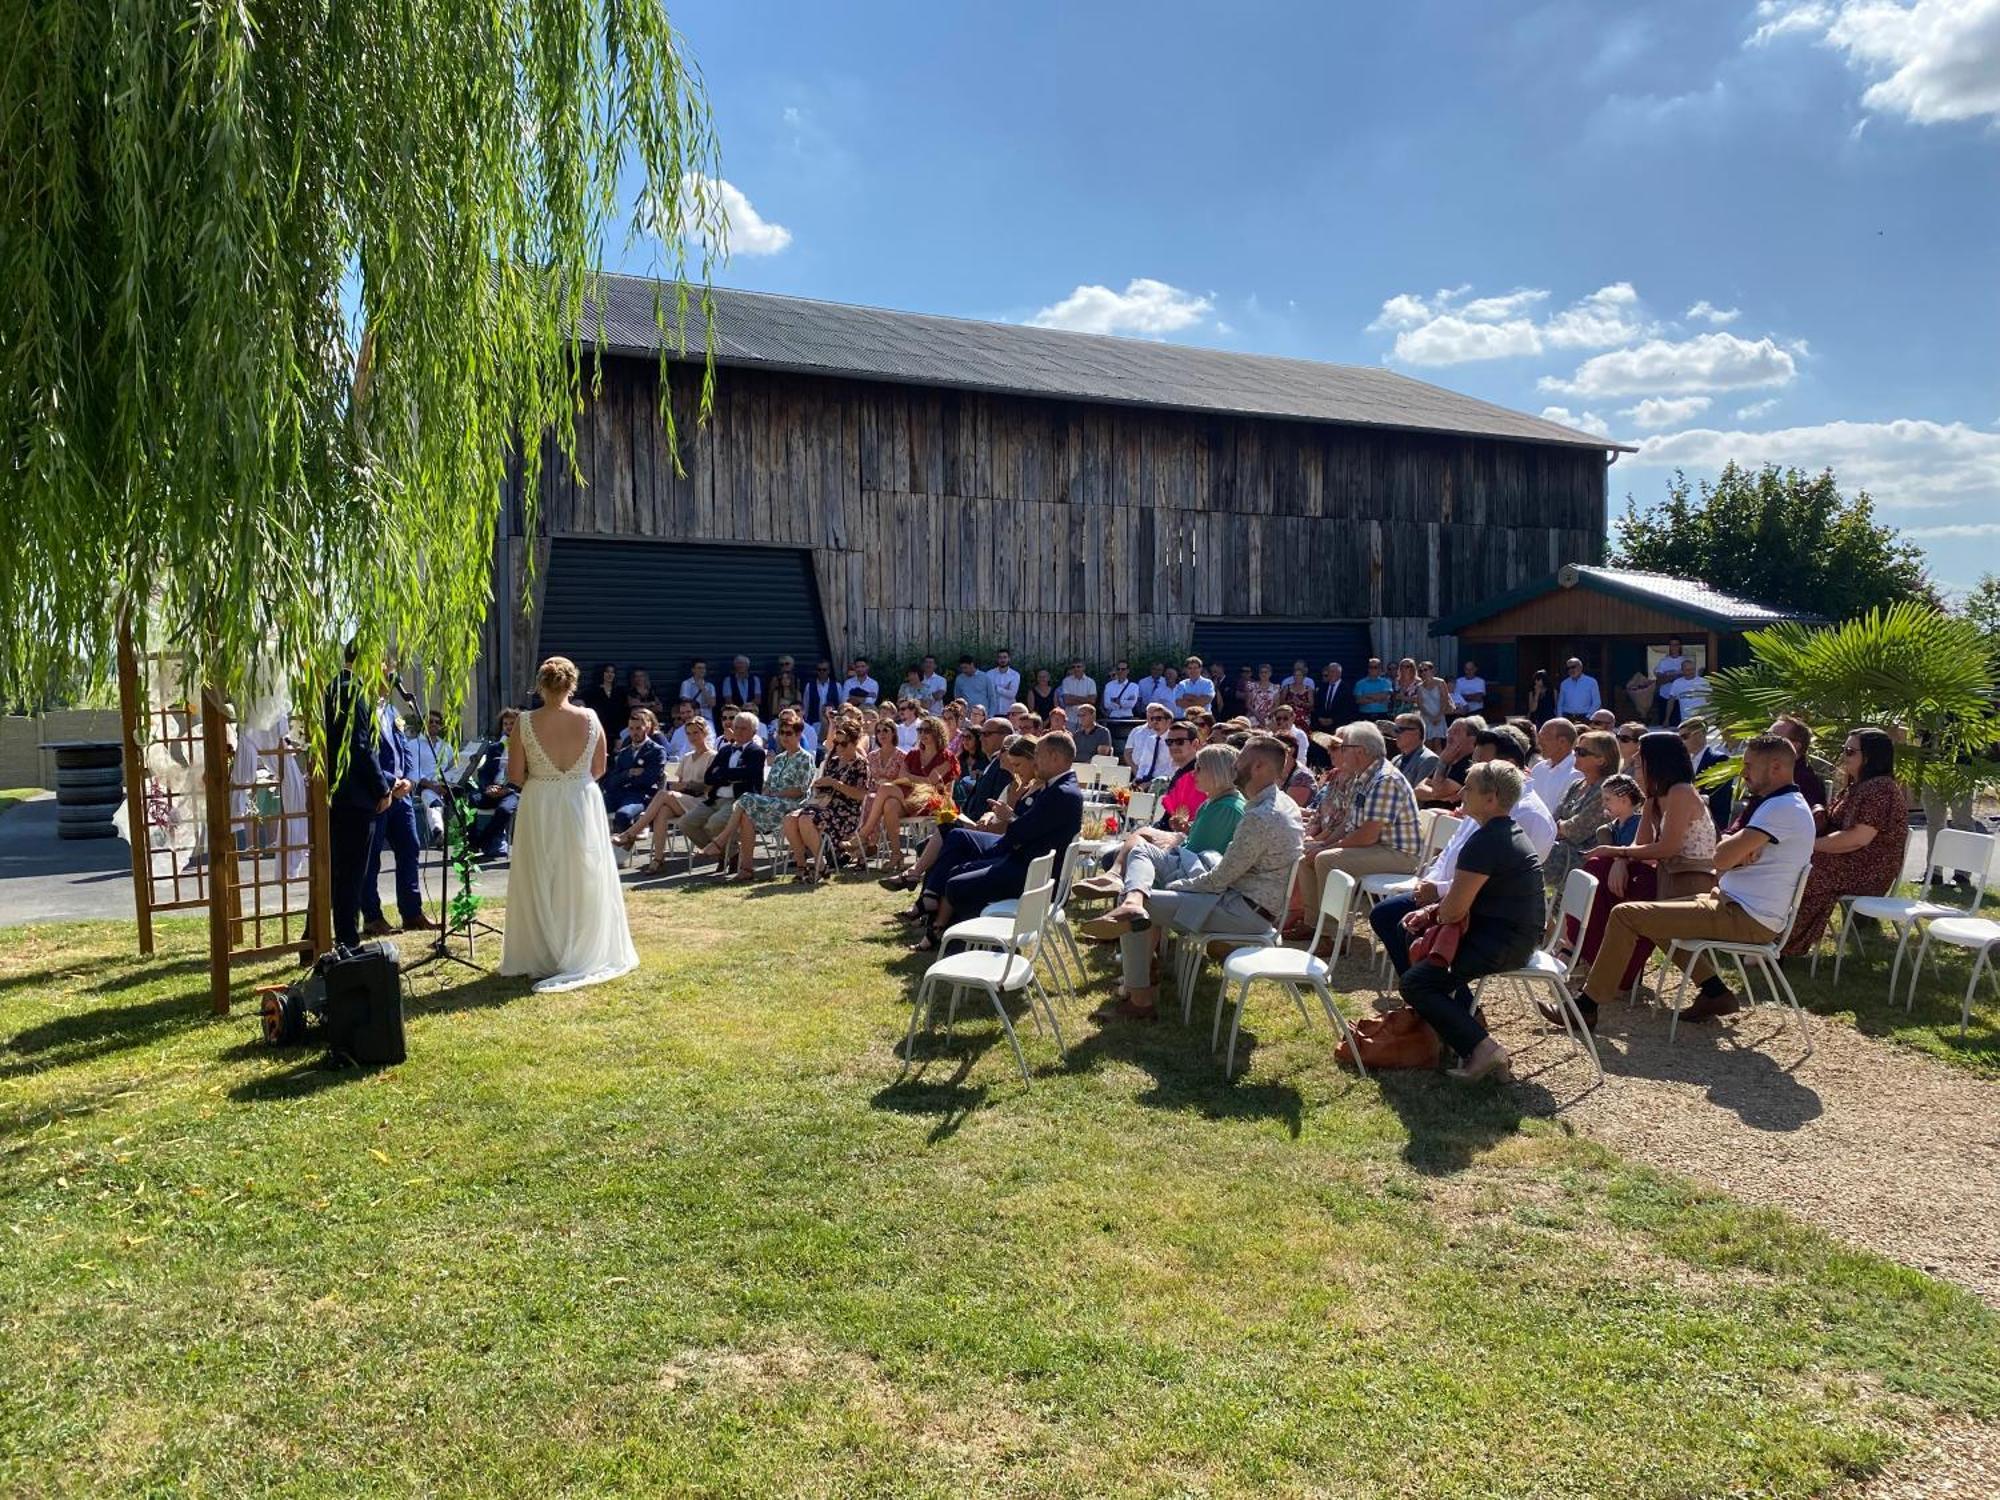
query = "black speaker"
(318, 941, 407, 1066)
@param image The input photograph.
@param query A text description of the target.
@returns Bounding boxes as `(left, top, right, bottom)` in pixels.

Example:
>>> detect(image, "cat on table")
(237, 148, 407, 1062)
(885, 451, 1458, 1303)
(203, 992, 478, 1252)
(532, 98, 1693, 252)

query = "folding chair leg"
(1761, 956, 1813, 1053)
(1310, 976, 1367, 1079)
(1222, 977, 1254, 1078)
(1284, 981, 1313, 1027)
(1031, 975, 1067, 1059)
(905, 973, 939, 1057)
(983, 981, 1031, 1083)
(1962, 947, 1994, 1038)
(1889, 923, 1917, 1008)
(1904, 931, 1934, 1012)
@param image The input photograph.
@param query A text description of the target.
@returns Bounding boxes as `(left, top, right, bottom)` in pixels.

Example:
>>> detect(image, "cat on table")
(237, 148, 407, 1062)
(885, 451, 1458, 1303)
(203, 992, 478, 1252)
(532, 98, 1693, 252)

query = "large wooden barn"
(477, 277, 1628, 719)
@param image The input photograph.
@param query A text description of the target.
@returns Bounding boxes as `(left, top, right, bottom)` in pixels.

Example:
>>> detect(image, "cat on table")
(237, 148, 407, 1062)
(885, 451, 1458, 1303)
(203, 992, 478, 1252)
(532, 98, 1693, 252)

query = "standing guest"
(1453, 661, 1487, 719)
(765, 658, 803, 719)
(468, 709, 521, 861)
(952, 655, 991, 717)
(1528, 718, 1583, 814)
(683, 712, 767, 856)
(1101, 660, 1142, 726)
(1650, 637, 1689, 724)
(580, 664, 627, 738)
(782, 721, 870, 884)
(1026, 666, 1059, 719)
(918, 655, 949, 713)
(1783, 726, 1908, 956)
(1070, 703, 1113, 762)
(1174, 656, 1217, 713)
(357, 677, 433, 936)
(1413, 715, 1483, 809)
(1243, 663, 1281, 727)
(613, 715, 716, 871)
(1226, 664, 1254, 718)
(718, 656, 762, 716)
(1526, 669, 1557, 726)
(897, 664, 928, 708)
(677, 660, 717, 724)
(1313, 662, 1356, 735)
(1289, 721, 1423, 934)
(1769, 716, 1828, 810)
(1281, 661, 1317, 725)
(1059, 659, 1097, 711)
(1089, 735, 1300, 1024)
(1078, 745, 1246, 918)
(800, 660, 842, 729)
(1353, 657, 1395, 719)
(1135, 660, 1176, 710)
(1555, 658, 1601, 719)
(707, 718, 815, 883)
(1615, 722, 1645, 773)
(840, 657, 881, 707)
(599, 708, 667, 834)
(1397, 761, 1546, 1083)
(916, 734, 1084, 948)
(1126, 703, 1174, 782)
(1662, 657, 1712, 724)
(1544, 729, 1619, 892)
(1416, 661, 1457, 742)
(1389, 714, 1440, 787)
(1270, 702, 1310, 767)
(323, 643, 399, 946)
(1389, 658, 1421, 715)
(986, 649, 1022, 710)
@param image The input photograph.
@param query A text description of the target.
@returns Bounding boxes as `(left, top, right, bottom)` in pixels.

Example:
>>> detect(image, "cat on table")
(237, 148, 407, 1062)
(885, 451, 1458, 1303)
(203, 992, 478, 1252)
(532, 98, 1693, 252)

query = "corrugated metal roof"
(584, 276, 1633, 452)
(1430, 563, 1820, 636)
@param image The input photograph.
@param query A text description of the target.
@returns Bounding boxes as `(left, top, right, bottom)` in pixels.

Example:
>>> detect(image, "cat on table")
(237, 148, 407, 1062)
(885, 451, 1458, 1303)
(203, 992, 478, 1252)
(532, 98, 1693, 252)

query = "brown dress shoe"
(1678, 990, 1742, 1023)
(361, 917, 397, 939)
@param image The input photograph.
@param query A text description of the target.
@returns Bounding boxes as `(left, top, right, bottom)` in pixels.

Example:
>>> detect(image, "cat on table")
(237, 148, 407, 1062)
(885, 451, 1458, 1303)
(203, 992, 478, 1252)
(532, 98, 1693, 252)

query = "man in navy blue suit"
(357, 668, 436, 938)
(323, 643, 397, 948)
(917, 732, 1084, 947)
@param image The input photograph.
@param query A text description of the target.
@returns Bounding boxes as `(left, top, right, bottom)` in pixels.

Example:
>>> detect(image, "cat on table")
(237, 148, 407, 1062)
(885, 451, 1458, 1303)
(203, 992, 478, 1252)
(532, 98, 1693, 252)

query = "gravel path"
(1478, 983, 2000, 1307)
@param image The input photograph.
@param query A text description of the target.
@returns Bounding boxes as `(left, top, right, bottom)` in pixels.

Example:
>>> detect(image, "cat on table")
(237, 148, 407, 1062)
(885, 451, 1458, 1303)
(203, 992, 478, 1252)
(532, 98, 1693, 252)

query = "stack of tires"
(49, 741, 124, 840)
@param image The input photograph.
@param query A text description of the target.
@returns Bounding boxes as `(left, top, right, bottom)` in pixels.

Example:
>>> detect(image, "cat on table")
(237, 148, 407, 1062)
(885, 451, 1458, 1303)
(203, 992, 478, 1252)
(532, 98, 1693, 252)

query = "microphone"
(394, 682, 420, 709)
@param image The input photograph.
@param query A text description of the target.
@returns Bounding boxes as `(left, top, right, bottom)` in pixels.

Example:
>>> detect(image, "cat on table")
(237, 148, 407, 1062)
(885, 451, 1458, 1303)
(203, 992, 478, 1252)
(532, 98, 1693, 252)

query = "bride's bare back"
(513, 698, 606, 780)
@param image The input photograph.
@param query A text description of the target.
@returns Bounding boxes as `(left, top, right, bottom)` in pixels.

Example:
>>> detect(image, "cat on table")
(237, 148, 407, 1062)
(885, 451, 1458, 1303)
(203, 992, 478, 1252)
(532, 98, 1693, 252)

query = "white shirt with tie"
(1125, 724, 1170, 781)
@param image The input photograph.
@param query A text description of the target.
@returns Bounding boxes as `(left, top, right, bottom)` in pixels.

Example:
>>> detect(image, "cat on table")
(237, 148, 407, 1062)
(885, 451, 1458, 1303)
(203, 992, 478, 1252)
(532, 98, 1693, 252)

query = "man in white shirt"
(840, 657, 881, 706)
(1058, 660, 1097, 711)
(1452, 661, 1486, 717)
(985, 649, 1021, 709)
(1173, 655, 1215, 713)
(1567, 733, 1814, 1028)
(1555, 657, 1601, 718)
(1101, 660, 1142, 724)
(1134, 661, 1175, 709)
(1124, 703, 1176, 781)
(918, 655, 948, 714)
(678, 660, 717, 722)
(1527, 718, 1582, 813)
(1663, 658, 1711, 723)
(1650, 637, 1689, 722)
(893, 701, 921, 751)
(1271, 702, 1310, 766)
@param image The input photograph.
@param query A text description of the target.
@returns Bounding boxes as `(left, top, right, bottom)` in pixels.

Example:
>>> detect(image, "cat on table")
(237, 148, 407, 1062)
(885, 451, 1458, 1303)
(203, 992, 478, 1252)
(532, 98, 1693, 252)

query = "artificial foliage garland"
(444, 796, 483, 929)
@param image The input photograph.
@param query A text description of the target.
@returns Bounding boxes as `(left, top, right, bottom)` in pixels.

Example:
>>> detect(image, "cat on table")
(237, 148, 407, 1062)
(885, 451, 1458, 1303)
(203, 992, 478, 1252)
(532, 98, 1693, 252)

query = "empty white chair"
(984, 840, 1093, 1000)
(1818, 827, 1993, 996)
(1471, 868, 1603, 1082)
(1899, 915, 2000, 1034)
(1661, 862, 1815, 1049)
(1214, 869, 1369, 1079)
(905, 880, 1066, 1082)
(1073, 764, 1102, 791)
(1170, 863, 1300, 1023)
(1097, 764, 1133, 792)
(937, 851, 1065, 997)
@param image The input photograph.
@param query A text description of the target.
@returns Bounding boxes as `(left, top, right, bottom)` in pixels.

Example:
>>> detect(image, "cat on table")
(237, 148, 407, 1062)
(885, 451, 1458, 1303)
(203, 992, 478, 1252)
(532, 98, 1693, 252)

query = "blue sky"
(626, 0, 2000, 589)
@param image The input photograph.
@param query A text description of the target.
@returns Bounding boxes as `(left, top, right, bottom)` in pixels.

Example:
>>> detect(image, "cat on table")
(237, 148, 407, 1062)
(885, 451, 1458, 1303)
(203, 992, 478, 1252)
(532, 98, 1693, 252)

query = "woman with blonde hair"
(498, 656, 638, 992)
(850, 714, 959, 873)
(614, 713, 717, 873)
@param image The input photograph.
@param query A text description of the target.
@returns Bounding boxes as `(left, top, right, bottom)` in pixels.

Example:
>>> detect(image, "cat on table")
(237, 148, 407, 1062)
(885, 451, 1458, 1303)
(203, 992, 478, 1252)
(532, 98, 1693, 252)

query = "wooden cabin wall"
(494, 357, 1605, 686)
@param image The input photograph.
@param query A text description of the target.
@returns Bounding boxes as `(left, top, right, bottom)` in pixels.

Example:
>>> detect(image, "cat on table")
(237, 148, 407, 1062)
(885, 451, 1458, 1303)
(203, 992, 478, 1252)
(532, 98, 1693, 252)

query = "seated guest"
(1070, 702, 1113, 762)
(840, 657, 881, 707)
(1278, 734, 1315, 807)
(955, 720, 1016, 819)
(781, 720, 870, 885)
(888, 735, 1041, 899)
(1680, 716, 1734, 829)
(614, 715, 718, 872)
(852, 715, 959, 873)
(662, 700, 703, 757)
(1558, 735, 1814, 1027)
(897, 664, 928, 706)
(1089, 734, 1300, 1024)
(1769, 715, 1828, 810)
(1047, 705, 1069, 732)
(718, 656, 762, 715)
(1414, 715, 1482, 808)
(1077, 744, 1245, 910)
(1125, 703, 1174, 782)
(1389, 713, 1440, 788)
(893, 698, 922, 751)
(1588, 709, 1618, 733)
(1783, 726, 1907, 957)
(939, 705, 966, 760)
(765, 658, 803, 719)
(1528, 718, 1583, 814)
(1156, 723, 1206, 826)
(599, 708, 666, 833)
(1599, 774, 1642, 845)
(703, 716, 815, 882)
(1396, 761, 1547, 1082)
(913, 733, 1084, 950)
(468, 708, 520, 859)
(682, 712, 766, 855)
(1270, 702, 1310, 767)
(1288, 721, 1423, 937)
(1544, 729, 1619, 892)
(1616, 723, 1645, 774)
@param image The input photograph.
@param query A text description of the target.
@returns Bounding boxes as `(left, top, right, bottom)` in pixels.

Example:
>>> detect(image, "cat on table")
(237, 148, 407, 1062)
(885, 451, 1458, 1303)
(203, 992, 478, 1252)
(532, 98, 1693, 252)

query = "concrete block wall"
(0, 711, 125, 790)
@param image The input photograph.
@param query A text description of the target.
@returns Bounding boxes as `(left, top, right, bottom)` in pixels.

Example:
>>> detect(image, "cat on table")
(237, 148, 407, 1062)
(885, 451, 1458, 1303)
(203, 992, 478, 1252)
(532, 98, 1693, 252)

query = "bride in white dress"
(499, 656, 639, 993)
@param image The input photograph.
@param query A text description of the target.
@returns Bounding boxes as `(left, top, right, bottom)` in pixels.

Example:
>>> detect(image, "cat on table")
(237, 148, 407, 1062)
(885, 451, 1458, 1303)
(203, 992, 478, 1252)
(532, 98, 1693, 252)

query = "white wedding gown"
(499, 712, 639, 993)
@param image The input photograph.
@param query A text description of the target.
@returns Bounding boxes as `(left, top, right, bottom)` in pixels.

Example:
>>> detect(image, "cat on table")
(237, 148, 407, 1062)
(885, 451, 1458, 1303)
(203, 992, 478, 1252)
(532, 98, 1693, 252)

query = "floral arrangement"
(1112, 786, 1132, 807)
(934, 801, 959, 826)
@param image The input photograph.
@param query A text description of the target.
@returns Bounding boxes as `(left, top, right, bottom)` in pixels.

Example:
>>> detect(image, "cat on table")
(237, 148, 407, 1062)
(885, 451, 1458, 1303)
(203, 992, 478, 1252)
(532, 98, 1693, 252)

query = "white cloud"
(1624, 418, 2000, 510)
(1372, 282, 1654, 366)
(1736, 397, 1782, 419)
(1904, 522, 2000, 538)
(1394, 315, 1544, 365)
(1543, 282, 1654, 349)
(1459, 288, 1550, 322)
(1686, 299, 1742, 324)
(1540, 331, 1798, 397)
(1621, 395, 1714, 429)
(1028, 278, 1213, 336)
(1750, 0, 2000, 126)
(667, 175, 792, 256)
(1367, 293, 1434, 332)
(1541, 405, 1614, 438)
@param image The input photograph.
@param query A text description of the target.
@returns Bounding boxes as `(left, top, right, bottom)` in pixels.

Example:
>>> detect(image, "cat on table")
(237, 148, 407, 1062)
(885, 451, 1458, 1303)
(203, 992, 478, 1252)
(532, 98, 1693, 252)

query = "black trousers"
(329, 802, 378, 949)
(1395, 930, 1531, 1058)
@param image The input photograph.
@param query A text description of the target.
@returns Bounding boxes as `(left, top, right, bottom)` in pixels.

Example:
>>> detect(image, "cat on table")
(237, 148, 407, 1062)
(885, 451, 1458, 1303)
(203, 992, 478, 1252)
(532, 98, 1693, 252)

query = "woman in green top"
(1082, 745, 1244, 921)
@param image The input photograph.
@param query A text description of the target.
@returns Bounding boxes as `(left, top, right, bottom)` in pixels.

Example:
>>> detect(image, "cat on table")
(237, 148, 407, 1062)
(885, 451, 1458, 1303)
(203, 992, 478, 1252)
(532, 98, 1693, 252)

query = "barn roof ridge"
(583, 274, 1636, 454)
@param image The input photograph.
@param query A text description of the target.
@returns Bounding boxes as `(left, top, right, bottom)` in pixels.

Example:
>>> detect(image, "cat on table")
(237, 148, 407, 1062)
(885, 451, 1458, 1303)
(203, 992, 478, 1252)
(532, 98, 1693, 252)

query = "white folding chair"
(1899, 915, 2000, 1035)
(905, 880, 1066, 1082)
(938, 851, 1060, 989)
(1097, 765, 1133, 793)
(1471, 868, 1603, 1082)
(984, 840, 1093, 1001)
(1073, 764, 1102, 792)
(1661, 862, 1815, 1049)
(1347, 811, 1463, 978)
(1214, 869, 1369, 1079)
(1169, 863, 1299, 1024)
(1125, 790, 1159, 828)
(1817, 827, 1993, 997)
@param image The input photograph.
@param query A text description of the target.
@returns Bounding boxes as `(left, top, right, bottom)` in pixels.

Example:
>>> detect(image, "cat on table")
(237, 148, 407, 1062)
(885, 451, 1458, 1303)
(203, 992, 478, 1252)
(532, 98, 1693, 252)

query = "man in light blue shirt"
(1555, 657, 1601, 718)
(1172, 656, 1215, 712)
(952, 655, 990, 715)
(1353, 657, 1394, 718)
(1134, 661, 1175, 709)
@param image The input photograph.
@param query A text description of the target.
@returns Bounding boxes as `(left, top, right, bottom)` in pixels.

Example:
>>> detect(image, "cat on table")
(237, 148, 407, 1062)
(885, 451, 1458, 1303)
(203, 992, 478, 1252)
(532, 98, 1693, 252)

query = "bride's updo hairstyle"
(537, 655, 580, 700)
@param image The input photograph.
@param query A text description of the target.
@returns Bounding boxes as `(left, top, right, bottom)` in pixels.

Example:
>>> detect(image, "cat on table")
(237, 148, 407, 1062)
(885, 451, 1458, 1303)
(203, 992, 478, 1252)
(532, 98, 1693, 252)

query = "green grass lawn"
(3, 886, 1996, 1497)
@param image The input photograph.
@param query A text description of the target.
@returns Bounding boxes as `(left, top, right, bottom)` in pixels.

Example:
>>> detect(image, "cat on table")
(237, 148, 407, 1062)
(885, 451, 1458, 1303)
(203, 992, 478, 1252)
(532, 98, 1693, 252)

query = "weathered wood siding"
(484, 358, 1605, 706)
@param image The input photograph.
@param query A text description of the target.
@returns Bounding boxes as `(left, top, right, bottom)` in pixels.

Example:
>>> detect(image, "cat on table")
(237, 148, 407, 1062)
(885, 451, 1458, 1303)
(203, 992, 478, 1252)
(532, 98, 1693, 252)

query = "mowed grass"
(2, 883, 1996, 1498)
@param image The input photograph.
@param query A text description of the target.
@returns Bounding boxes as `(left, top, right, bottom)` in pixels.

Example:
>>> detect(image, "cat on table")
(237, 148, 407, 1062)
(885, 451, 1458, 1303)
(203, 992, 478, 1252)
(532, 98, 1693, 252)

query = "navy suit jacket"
(600, 739, 665, 804)
(999, 770, 1084, 865)
(705, 740, 767, 797)
(323, 670, 393, 812)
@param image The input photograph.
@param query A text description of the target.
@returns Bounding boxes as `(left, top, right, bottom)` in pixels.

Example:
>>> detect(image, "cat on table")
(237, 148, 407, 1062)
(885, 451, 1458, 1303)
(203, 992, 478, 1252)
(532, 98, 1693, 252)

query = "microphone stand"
(397, 683, 500, 977)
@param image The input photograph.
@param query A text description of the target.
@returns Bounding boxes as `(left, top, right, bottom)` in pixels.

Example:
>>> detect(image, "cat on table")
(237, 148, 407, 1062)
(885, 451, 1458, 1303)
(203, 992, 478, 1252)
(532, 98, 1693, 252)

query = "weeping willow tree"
(1, 0, 725, 721)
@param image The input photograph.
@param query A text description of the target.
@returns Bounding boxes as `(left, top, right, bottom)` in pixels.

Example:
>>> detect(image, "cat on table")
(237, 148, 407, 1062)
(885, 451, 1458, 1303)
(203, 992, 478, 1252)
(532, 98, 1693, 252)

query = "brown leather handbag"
(1336, 1006, 1442, 1070)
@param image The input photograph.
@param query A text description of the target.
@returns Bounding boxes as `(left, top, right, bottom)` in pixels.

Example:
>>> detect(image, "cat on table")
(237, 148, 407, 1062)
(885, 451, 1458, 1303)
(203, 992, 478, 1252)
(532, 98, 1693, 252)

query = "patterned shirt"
(1175, 784, 1303, 920)
(1350, 759, 1423, 859)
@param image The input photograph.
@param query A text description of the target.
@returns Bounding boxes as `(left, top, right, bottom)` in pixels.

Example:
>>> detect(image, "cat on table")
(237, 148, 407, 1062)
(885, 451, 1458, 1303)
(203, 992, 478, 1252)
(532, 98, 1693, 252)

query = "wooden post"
(200, 685, 234, 1014)
(116, 616, 155, 957)
(305, 764, 333, 963)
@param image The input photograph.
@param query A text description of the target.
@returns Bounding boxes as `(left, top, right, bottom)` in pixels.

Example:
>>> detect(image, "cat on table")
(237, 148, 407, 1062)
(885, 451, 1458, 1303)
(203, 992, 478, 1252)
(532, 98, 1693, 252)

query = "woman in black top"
(1526, 669, 1557, 726)
(580, 664, 627, 738)
(1397, 760, 1546, 1082)
(1026, 669, 1058, 719)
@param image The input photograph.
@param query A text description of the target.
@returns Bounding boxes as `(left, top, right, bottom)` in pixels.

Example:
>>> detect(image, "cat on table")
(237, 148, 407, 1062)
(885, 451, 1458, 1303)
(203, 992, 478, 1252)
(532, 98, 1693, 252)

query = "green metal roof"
(1431, 564, 1822, 637)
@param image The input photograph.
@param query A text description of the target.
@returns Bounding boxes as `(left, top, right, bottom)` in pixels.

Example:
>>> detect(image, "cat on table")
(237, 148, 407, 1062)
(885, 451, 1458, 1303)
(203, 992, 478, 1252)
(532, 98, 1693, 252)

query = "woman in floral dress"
(1784, 727, 1910, 956)
(1281, 660, 1317, 725)
(783, 722, 869, 884)
(711, 719, 816, 883)
(1242, 664, 1281, 728)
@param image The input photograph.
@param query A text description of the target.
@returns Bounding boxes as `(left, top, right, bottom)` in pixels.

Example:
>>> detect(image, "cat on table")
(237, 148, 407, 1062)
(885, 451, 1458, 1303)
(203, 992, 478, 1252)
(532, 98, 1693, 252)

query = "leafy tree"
(1610, 463, 1934, 622)
(1957, 574, 2000, 654)
(1, 0, 723, 715)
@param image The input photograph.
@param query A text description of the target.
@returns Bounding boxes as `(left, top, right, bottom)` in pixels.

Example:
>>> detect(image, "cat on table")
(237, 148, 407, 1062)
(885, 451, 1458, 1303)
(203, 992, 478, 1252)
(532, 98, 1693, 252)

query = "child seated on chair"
(1596, 774, 1642, 847)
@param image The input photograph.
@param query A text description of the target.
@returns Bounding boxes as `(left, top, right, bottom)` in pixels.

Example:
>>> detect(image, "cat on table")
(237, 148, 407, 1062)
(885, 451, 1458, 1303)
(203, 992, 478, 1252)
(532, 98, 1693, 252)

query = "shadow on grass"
(1, 968, 227, 1082)
(1372, 1068, 1557, 1175)
(872, 1052, 990, 1143)
(226, 1055, 380, 1103)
